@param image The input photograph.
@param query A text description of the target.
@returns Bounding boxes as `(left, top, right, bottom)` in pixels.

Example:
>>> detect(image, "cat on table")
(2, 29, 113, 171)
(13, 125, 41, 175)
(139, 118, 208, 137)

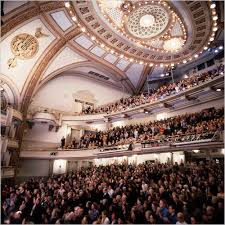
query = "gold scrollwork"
(8, 27, 49, 69)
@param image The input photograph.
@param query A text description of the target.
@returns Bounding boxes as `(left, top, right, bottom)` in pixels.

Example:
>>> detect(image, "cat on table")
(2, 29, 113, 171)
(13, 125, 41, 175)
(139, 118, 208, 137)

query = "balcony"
(8, 138, 19, 149)
(1, 112, 7, 126)
(1, 167, 15, 178)
(12, 108, 22, 121)
(20, 136, 223, 160)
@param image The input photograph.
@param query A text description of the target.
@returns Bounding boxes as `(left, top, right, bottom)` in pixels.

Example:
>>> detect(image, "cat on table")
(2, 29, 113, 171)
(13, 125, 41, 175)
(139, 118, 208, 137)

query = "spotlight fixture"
(144, 109, 150, 114)
(219, 46, 223, 50)
(193, 150, 200, 153)
(160, 74, 165, 77)
(65, 2, 70, 8)
(216, 88, 222, 92)
(214, 49, 218, 53)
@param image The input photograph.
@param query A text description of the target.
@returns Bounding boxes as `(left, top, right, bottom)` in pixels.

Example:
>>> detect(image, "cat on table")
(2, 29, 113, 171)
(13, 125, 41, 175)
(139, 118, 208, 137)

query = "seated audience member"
(1, 161, 224, 224)
(81, 65, 224, 115)
(76, 107, 224, 149)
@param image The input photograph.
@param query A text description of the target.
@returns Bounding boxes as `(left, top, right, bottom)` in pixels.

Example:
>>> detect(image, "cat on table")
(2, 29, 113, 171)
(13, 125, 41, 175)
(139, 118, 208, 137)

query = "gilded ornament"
(8, 27, 48, 69)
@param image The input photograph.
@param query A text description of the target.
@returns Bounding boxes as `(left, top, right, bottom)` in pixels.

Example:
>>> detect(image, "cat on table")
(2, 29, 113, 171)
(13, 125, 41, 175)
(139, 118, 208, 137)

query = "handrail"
(22, 131, 223, 152)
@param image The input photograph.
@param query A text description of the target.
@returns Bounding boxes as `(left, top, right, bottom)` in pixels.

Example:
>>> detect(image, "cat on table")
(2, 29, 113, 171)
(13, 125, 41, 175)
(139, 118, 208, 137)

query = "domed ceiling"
(69, 0, 217, 66)
(0, 0, 222, 115)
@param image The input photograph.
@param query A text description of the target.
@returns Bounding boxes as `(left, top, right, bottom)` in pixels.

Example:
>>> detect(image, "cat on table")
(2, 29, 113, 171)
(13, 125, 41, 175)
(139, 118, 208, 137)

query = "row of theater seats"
(2, 161, 224, 224)
(82, 64, 224, 115)
(70, 107, 223, 150)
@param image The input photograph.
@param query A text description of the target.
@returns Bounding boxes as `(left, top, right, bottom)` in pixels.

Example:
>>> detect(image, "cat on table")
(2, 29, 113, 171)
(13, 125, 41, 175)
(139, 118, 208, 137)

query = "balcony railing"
(12, 109, 22, 121)
(7, 138, 19, 149)
(1, 166, 15, 178)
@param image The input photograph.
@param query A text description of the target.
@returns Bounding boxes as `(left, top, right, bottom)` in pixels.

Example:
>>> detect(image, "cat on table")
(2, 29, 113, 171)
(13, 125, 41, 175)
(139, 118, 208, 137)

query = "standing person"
(61, 136, 65, 149)
(72, 137, 76, 148)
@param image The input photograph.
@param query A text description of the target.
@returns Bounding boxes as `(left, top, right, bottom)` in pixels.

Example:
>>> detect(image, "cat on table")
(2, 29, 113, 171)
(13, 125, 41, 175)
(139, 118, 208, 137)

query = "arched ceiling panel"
(0, 18, 56, 93)
(41, 46, 88, 81)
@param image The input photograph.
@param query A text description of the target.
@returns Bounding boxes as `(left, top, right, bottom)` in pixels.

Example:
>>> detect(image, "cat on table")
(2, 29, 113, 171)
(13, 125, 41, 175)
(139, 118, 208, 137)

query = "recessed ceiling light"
(65, 2, 70, 8)
(214, 49, 218, 53)
(194, 54, 198, 58)
(213, 15, 218, 21)
(160, 74, 165, 77)
(216, 88, 222, 92)
(81, 27, 86, 32)
(183, 60, 187, 63)
(212, 27, 218, 32)
(210, 3, 216, 9)
(210, 37, 214, 41)
(203, 46, 208, 50)
(193, 150, 200, 153)
(184, 74, 188, 79)
(72, 16, 77, 22)
(91, 36, 96, 40)
(219, 46, 223, 50)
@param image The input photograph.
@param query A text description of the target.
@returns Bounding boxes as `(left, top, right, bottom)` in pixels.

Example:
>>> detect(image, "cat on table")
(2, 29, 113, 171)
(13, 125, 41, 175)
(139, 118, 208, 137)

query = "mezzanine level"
(20, 138, 224, 160)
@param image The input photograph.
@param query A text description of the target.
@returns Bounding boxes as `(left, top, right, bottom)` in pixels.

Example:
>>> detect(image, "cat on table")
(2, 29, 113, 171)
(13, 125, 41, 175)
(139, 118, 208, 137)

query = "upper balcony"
(61, 73, 224, 122)
(1, 166, 15, 178)
(1, 106, 22, 127)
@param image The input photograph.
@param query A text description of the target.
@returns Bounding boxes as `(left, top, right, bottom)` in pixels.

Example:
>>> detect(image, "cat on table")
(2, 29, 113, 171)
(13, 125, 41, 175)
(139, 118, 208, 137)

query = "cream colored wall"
(31, 75, 129, 113)
(23, 123, 69, 145)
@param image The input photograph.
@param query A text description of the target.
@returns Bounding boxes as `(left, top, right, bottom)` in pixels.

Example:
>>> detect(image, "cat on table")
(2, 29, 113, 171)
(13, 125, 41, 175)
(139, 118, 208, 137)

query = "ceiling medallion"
(126, 4, 169, 39)
(98, 0, 187, 53)
(8, 28, 49, 69)
(66, 0, 219, 66)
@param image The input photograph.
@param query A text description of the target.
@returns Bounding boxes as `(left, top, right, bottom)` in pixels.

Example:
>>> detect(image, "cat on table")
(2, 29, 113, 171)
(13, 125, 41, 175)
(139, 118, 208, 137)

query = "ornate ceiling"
(70, 0, 217, 66)
(0, 0, 222, 117)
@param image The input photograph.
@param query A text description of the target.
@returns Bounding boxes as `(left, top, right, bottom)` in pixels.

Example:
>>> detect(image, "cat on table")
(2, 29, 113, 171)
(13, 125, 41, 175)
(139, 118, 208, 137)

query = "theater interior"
(1, 0, 224, 224)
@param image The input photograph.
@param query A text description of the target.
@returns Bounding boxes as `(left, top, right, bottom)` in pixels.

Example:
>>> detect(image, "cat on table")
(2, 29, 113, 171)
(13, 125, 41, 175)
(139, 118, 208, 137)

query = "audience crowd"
(75, 107, 224, 149)
(82, 64, 224, 115)
(1, 160, 224, 224)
